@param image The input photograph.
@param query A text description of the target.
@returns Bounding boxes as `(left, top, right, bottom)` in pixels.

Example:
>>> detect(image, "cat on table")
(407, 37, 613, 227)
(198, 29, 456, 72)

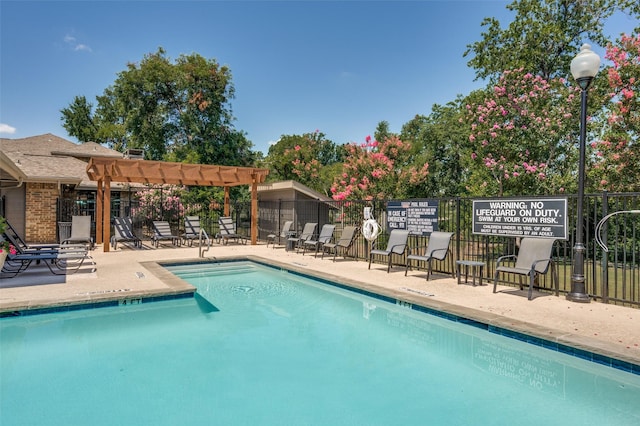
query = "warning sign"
(473, 198, 568, 239)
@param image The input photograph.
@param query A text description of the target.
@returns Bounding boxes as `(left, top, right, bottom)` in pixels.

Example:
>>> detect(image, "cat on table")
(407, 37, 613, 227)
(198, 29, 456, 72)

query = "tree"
(330, 135, 429, 200)
(400, 100, 468, 197)
(60, 96, 98, 142)
(591, 33, 640, 191)
(263, 130, 343, 195)
(463, 68, 579, 196)
(373, 121, 393, 143)
(132, 185, 186, 225)
(61, 48, 255, 166)
(464, 0, 639, 82)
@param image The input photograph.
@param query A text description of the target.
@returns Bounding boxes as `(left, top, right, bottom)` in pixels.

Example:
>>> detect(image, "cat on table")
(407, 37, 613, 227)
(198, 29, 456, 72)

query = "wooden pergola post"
(251, 178, 258, 245)
(95, 179, 103, 245)
(224, 186, 230, 217)
(103, 178, 111, 252)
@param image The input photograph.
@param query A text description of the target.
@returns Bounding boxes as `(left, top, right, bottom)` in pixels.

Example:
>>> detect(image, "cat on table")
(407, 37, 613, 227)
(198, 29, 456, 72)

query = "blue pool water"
(1, 260, 639, 425)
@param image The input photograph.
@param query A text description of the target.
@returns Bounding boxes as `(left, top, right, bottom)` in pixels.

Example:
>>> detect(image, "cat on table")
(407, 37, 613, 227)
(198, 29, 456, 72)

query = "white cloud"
(0, 123, 17, 134)
(75, 44, 92, 52)
(64, 33, 92, 53)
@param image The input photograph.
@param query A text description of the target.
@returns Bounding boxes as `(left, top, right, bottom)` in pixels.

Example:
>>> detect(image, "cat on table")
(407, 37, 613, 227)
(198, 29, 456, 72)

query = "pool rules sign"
(387, 200, 438, 236)
(473, 198, 568, 239)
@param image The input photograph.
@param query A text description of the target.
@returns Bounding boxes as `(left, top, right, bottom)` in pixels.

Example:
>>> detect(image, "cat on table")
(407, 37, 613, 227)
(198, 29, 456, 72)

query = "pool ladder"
(199, 229, 212, 258)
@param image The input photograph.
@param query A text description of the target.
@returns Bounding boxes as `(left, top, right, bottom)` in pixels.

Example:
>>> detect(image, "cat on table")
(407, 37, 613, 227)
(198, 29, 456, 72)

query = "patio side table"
(456, 260, 485, 286)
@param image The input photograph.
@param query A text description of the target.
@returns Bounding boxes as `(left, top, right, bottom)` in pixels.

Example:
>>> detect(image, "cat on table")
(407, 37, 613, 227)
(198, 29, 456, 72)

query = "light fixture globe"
(570, 44, 601, 88)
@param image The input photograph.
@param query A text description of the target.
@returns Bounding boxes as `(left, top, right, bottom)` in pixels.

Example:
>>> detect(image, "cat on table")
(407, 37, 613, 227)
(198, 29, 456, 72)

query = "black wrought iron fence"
(58, 191, 640, 306)
(243, 193, 639, 307)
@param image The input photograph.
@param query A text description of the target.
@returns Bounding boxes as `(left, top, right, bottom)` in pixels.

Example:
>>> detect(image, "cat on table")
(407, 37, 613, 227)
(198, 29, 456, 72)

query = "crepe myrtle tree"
(282, 133, 323, 185)
(464, 68, 580, 196)
(132, 185, 186, 227)
(591, 33, 640, 192)
(330, 135, 429, 201)
(266, 130, 343, 195)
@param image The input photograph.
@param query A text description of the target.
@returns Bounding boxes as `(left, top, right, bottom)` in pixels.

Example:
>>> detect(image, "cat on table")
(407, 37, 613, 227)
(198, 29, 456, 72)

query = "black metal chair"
(405, 231, 455, 280)
(368, 229, 410, 273)
(493, 237, 558, 300)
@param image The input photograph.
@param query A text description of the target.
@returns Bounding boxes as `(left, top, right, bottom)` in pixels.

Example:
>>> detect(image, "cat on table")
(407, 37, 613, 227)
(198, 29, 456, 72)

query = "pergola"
(86, 157, 269, 252)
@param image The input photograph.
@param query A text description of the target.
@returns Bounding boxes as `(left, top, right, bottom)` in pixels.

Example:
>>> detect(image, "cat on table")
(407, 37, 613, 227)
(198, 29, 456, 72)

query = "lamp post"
(567, 43, 600, 303)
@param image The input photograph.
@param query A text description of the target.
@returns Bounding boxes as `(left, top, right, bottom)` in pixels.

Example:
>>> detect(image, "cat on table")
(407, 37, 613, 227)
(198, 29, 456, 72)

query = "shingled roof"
(0, 133, 126, 189)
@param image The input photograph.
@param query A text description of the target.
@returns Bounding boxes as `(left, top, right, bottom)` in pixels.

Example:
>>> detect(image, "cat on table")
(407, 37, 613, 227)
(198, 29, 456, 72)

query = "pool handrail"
(199, 228, 211, 258)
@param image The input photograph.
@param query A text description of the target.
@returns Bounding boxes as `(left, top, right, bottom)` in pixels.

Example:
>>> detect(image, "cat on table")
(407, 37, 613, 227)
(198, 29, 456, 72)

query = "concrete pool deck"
(1, 241, 639, 367)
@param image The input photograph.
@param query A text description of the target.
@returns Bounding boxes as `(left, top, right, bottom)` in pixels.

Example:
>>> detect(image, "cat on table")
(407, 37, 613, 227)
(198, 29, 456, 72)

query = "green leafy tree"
(264, 130, 343, 195)
(373, 121, 394, 143)
(61, 48, 255, 166)
(60, 96, 99, 142)
(464, 0, 639, 82)
(400, 100, 468, 196)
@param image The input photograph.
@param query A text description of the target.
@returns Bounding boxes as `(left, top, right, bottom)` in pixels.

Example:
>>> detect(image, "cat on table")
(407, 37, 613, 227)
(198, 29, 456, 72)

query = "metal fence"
(58, 191, 640, 307)
(245, 193, 640, 307)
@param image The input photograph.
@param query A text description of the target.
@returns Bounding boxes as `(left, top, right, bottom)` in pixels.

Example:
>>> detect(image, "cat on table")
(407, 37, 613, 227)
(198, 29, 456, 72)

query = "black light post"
(567, 44, 600, 303)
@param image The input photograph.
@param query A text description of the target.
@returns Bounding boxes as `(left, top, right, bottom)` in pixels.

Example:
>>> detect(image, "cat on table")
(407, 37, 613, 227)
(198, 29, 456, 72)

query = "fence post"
(278, 199, 282, 237)
(601, 191, 609, 304)
(455, 197, 461, 262)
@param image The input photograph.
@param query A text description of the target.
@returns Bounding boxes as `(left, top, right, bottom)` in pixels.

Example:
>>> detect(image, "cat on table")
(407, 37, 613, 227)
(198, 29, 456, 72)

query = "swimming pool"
(1, 260, 639, 425)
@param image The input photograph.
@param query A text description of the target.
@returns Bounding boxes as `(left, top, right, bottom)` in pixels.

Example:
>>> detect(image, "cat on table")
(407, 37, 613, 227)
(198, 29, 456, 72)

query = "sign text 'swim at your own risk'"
(472, 198, 568, 240)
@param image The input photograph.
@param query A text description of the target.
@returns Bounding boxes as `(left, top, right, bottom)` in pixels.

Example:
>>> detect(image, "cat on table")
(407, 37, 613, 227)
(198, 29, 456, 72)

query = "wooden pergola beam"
(87, 158, 268, 187)
(87, 158, 269, 251)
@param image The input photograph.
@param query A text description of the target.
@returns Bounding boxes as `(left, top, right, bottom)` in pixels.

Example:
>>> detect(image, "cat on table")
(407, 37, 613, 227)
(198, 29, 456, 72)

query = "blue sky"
(1, 1, 636, 155)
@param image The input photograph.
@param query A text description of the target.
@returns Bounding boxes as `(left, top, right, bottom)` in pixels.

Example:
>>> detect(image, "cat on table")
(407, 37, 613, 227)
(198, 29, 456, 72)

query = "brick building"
(0, 134, 132, 243)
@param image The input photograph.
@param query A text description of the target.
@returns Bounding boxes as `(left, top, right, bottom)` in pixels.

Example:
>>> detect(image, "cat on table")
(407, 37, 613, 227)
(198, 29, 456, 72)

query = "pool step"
(166, 262, 259, 279)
